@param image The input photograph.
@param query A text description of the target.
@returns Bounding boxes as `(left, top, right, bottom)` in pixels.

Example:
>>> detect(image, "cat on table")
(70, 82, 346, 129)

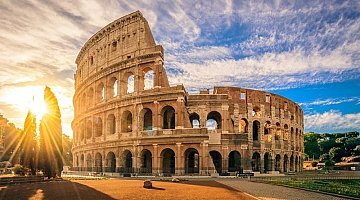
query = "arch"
(275, 122, 281, 140)
(252, 152, 260, 172)
(228, 151, 241, 172)
(107, 114, 116, 135)
(87, 88, 94, 107)
(264, 121, 271, 135)
(162, 106, 175, 129)
(96, 82, 105, 101)
(184, 148, 199, 174)
(95, 153, 102, 172)
(284, 124, 289, 140)
(141, 108, 152, 131)
(86, 120, 92, 139)
(143, 69, 154, 90)
(283, 154, 288, 172)
(275, 154, 281, 171)
(161, 148, 175, 176)
(189, 113, 200, 128)
(81, 122, 86, 141)
(264, 152, 271, 172)
(209, 150, 222, 174)
(95, 117, 103, 137)
(252, 106, 261, 117)
(106, 152, 116, 172)
(86, 154, 92, 170)
(140, 149, 152, 174)
(123, 150, 133, 173)
(80, 154, 85, 169)
(121, 111, 132, 132)
(239, 118, 248, 133)
(295, 156, 299, 172)
(206, 111, 222, 129)
(108, 77, 118, 97)
(290, 154, 294, 172)
(82, 93, 86, 111)
(126, 73, 135, 94)
(252, 120, 260, 141)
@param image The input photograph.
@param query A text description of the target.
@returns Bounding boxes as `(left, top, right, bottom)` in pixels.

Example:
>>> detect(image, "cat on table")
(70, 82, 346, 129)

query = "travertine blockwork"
(72, 11, 304, 175)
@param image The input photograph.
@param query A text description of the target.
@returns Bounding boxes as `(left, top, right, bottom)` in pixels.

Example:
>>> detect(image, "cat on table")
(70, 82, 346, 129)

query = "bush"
(12, 164, 24, 175)
(311, 161, 318, 167)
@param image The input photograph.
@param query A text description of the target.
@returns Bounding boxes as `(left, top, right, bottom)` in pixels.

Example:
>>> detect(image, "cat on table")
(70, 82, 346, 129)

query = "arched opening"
(295, 156, 299, 172)
(87, 88, 94, 107)
(123, 150, 133, 173)
(189, 113, 200, 128)
(206, 111, 222, 129)
(252, 152, 260, 172)
(143, 69, 154, 90)
(95, 117, 103, 137)
(95, 153, 102, 172)
(239, 118, 248, 133)
(107, 114, 116, 135)
(264, 152, 271, 172)
(126, 73, 135, 94)
(162, 106, 175, 129)
(252, 106, 261, 117)
(106, 152, 116, 172)
(86, 154, 92, 171)
(264, 121, 271, 135)
(121, 111, 132, 132)
(184, 148, 199, 174)
(142, 108, 153, 131)
(275, 122, 281, 140)
(140, 149, 152, 174)
(290, 154, 294, 172)
(228, 151, 241, 172)
(82, 93, 86, 111)
(108, 77, 118, 97)
(97, 82, 105, 101)
(209, 150, 222, 174)
(86, 120, 92, 139)
(161, 148, 175, 176)
(80, 154, 85, 169)
(284, 124, 289, 140)
(253, 120, 260, 141)
(275, 154, 281, 171)
(283, 154, 288, 172)
(81, 122, 86, 141)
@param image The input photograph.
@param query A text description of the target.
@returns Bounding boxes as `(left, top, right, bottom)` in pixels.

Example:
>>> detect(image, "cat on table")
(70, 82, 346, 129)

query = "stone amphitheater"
(72, 11, 304, 176)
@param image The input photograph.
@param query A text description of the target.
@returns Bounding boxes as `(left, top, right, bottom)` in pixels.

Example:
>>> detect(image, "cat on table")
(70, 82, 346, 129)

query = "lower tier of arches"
(73, 145, 303, 176)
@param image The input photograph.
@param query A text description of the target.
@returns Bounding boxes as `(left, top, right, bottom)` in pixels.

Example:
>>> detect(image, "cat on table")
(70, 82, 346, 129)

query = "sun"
(30, 93, 47, 119)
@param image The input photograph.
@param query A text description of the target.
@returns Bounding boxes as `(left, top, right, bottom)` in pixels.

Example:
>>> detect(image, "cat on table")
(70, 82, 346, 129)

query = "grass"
(264, 179, 360, 198)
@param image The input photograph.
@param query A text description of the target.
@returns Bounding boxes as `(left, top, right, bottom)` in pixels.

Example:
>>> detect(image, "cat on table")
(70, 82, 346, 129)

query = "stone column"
(175, 143, 182, 175)
(152, 144, 159, 175)
(200, 142, 209, 175)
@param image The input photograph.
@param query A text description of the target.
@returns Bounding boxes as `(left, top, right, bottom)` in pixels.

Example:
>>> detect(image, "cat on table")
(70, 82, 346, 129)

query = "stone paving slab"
(216, 179, 349, 200)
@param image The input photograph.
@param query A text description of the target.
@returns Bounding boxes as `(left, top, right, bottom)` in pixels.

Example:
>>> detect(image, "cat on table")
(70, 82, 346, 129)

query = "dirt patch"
(0, 179, 255, 200)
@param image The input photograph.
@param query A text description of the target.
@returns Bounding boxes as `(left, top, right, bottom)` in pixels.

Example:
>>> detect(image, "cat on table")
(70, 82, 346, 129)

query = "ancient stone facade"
(72, 11, 304, 176)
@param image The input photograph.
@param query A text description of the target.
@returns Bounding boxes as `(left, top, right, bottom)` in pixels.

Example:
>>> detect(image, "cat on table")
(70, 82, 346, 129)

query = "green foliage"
(305, 131, 360, 163)
(62, 134, 73, 167)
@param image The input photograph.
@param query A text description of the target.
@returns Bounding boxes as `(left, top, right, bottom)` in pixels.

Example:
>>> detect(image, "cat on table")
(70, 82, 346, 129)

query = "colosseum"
(72, 11, 304, 176)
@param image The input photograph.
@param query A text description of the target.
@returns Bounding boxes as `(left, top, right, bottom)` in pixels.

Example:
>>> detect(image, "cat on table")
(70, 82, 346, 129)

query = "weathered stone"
(143, 180, 152, 188)
(72, 10, 304, 176)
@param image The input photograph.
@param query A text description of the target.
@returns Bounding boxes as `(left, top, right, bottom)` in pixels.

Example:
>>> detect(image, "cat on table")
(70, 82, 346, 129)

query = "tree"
(304, 132, 320, 159)
(62, 134, 73, 167)
(2, 123, 22, 163)
(39, 86, 63, 178)
(329, 147, 345, 163)
(20, 111, 37, 175)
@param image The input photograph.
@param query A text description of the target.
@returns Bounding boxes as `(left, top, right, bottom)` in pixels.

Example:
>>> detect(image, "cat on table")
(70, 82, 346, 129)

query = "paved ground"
(216, 179, 349, 200)
(0, 179, 255, 200)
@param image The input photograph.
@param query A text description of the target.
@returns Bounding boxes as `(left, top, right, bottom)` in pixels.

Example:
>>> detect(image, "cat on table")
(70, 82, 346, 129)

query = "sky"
(0, 0, 359, 137)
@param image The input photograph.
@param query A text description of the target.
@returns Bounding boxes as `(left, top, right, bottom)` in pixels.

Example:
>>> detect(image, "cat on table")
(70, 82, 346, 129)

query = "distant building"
(72, 11, 304, 176)
(0, 114, 8, 156)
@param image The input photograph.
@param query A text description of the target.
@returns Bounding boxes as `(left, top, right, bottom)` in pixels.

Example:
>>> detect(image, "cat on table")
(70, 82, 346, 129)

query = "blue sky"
(0, 0, 359, 136)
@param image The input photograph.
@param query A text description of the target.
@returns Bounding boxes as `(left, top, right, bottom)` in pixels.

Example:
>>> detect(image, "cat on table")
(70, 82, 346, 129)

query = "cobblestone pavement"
(216, 179, 349, 200)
